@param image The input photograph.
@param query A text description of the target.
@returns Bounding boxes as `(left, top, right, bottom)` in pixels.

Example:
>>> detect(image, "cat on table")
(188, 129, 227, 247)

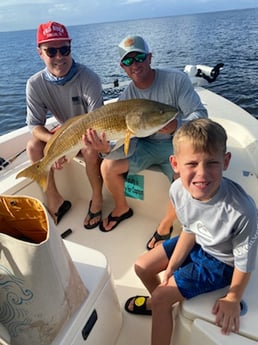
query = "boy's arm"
(162, 230, 195, 285)
(212, 268, 251, 335)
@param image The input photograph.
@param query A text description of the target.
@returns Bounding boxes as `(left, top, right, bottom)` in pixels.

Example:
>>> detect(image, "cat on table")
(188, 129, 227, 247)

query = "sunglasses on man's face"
(42, 46, 71, 58)
(121, 53, 147, 67)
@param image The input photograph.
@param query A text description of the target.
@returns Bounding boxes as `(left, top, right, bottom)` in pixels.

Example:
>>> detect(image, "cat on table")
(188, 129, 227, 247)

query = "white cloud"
(0, 0, 256, 32)
(0, 0, 51, 6)
(48, 3, 72, 14)
(122, 0, 145, 4)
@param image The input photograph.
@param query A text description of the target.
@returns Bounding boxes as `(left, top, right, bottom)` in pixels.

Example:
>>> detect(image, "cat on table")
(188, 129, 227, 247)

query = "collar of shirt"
(43, 60, 78, 85)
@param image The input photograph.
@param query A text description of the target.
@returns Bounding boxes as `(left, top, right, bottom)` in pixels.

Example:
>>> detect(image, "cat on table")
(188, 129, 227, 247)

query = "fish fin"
(16, 161, 49, 192)
(124, 129, 132, 155)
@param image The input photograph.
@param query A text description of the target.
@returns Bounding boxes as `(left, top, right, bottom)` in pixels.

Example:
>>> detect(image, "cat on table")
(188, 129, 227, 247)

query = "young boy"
(124, 118, 258, 345)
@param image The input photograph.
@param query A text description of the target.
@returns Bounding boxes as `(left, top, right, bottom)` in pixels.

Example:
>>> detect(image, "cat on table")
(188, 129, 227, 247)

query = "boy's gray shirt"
(170, 177, 258, 272)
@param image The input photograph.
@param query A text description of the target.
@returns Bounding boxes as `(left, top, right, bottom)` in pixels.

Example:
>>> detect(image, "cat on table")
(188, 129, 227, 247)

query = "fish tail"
(16, 161, 49, 191)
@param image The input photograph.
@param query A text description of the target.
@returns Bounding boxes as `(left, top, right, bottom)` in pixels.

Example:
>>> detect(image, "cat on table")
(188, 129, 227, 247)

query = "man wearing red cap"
(26, 21, 103, 227)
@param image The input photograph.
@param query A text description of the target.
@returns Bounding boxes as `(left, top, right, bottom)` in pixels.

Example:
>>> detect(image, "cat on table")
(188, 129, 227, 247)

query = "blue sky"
(0, 0, 257, 32)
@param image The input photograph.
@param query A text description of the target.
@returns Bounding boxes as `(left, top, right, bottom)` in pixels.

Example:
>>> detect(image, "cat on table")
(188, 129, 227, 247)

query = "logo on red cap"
(37, 21, 71, 45)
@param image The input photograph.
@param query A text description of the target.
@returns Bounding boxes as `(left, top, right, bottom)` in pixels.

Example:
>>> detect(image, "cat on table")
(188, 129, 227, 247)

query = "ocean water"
(0, 8, 258, 135)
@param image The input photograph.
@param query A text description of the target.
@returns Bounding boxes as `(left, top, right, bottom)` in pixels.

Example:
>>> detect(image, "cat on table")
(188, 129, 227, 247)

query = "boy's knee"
(134, 260, 147, 279)
(134, 256, 153, 281)
(134, 262, 142, 277)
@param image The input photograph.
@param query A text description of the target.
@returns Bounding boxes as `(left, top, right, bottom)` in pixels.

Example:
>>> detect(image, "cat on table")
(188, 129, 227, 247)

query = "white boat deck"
(0, 87, 258, 345)
(1, 158, 170, 344)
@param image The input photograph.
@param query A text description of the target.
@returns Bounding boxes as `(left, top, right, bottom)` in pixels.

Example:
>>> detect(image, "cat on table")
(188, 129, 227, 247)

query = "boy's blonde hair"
(173, 118, 227, 155)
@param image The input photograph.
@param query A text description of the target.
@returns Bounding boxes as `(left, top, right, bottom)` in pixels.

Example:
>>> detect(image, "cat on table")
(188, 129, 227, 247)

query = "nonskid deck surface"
(57, 197, 154, 345)
(9, 162, 258, 345)
(5, 159, 177, 345)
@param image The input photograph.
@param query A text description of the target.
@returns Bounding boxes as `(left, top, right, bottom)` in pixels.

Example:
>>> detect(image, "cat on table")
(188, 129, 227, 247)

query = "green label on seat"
(125, 174, 144, 200)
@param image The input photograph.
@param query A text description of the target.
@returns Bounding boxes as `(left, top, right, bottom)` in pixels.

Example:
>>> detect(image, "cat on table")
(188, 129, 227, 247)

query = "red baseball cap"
(37, 21, 71, 46)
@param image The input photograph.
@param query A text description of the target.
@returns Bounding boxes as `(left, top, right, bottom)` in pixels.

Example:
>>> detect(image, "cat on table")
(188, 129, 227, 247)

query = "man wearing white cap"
(89, 35, 208, 245)
(26, 21, 103, 227)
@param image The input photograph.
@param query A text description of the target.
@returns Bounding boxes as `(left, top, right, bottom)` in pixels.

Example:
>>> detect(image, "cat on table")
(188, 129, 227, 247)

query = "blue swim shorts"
(105, 137, 173, 181)
(163, 236, 234, 299)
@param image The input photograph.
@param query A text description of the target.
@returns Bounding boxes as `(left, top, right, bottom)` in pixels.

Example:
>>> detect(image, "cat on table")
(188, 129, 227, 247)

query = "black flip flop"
(54, 200, 72, 225)
(84, 200, 102, 230)
(99, 208, 133, 232)
(146, 226, 173, 250)
(124, 296, 152, 315)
